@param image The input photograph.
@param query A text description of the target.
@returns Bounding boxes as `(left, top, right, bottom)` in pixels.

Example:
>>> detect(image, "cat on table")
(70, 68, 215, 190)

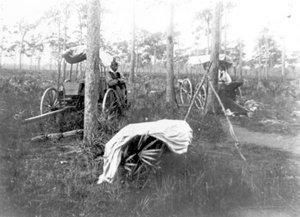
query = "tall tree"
(195, 8, 212, 54)
(0, 25, 5, 69)
(133, 29, 166, 68)
(129, 0, 136, 84)
(166, 0, 176, 105)
(43, 5, 64, 75)
(84, 0, 100, 143)
(74, 0, 88, 45)
(253, 30, 282, 70)
(281, 36, 285, 80)
(205, 0, 222, 114)
(238, 37, 243, 78)
(222, 1, 236, 55)
(0, 4, 3, 69)
(23, 33, 44, 70)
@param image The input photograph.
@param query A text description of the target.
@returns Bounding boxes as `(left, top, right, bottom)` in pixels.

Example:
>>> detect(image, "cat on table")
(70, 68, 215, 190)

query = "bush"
(234, 77, 300, 135)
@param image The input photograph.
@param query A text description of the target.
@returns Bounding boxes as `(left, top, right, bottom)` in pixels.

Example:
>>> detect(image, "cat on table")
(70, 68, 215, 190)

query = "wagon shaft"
(22, 106, 73, 125)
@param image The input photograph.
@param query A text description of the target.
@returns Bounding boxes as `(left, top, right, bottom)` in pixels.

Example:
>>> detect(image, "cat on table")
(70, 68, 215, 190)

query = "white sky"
(1, 0, 300, 57)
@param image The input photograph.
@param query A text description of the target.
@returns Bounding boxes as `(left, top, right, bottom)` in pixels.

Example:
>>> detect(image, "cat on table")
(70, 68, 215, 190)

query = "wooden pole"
(22, 107, 73, 124)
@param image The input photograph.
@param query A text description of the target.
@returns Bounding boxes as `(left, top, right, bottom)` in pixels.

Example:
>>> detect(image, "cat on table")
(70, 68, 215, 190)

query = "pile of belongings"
(97, 119, 193, 184)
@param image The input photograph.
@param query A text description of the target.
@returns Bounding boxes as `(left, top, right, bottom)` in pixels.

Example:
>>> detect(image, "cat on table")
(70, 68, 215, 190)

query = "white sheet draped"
(97, 119, 193, 184)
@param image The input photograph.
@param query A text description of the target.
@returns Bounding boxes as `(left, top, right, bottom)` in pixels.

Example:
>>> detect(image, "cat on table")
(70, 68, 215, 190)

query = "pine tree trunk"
(135, 43, 139, 73)
(57, 21, 61, 82)
(258, 41, 262, 76)
(281, 36, 285, 80)
(223, 10, 227, 55)
(79, 14, 83, 79)
(166, 0, 176, 105)
(129, 0, 136, 84)
(0, 25, 3, 69)
(84, 0, 100, 144)
(19, 32, 27, 71)
(154, 46, 157, 73)
(206, 26, 210, 55)
(238, 37, 243, 79)
(63, 10, 68, 79)
(205, 1, 222, 114)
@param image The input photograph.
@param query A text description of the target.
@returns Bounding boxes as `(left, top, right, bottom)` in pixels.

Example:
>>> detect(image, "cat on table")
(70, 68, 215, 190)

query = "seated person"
(218, 66, 243, 102)
(106, 58, 126, 88)
(106, 58, 127, 105)
(218, 66, 232, 85)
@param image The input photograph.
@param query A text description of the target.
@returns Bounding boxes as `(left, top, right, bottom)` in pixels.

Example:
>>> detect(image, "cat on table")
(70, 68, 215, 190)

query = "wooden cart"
(24, 46, 128, 124)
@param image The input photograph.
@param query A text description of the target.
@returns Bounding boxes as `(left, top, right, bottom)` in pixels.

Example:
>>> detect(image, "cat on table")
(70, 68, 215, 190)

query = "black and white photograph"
(0, 0, 300, 216)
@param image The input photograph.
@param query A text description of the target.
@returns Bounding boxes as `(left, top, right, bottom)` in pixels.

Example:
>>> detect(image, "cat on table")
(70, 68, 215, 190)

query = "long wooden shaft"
(22, 106, 73, 124)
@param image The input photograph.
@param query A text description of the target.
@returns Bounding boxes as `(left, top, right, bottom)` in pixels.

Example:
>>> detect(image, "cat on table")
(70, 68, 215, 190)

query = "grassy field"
(0, 69, 300, 217)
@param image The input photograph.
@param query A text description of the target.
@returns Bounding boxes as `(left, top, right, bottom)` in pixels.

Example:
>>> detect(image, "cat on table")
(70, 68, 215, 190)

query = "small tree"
(14, 20, 39, 71)
(23, 33, 44, 70)
(84, 0, 100, 144)
(0, 25, 7, 69)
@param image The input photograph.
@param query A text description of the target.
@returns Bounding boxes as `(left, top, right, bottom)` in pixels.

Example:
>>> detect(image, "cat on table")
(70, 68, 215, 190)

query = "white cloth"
(99, 50, 114, 67)
(186, 54, 233, 66)
(97, 119, 193, 184)
(218, 70, 232, 84)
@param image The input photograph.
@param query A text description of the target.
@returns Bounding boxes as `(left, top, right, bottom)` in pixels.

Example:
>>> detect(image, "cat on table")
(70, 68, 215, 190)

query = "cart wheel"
(180, 79, 192, 106)
(40, 87, 58, 114)
(102, 88, 121, 115)
(117, 84, 128, 108)
(194, 83, 207, 110)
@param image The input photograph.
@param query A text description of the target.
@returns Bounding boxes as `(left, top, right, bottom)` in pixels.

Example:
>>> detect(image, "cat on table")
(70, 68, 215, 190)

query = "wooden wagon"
(24, 45, 128, 124)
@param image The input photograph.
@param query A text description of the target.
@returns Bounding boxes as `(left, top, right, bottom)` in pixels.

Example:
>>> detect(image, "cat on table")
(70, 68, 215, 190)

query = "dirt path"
(222, 121, 300, 155)
(222, 121, 300, 217)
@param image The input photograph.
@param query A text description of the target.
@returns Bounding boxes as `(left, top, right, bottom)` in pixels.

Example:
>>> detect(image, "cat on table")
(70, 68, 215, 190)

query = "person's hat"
(111, 59, 118, 68)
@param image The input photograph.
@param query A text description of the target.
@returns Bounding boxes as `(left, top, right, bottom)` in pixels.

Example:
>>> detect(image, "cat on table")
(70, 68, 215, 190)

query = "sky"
(1, 0, 300, 59)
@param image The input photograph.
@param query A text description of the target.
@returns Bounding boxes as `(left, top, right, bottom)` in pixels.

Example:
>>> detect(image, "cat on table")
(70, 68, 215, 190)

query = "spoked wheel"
(194, 83, 207, 110)
(180, 79, 192, 106)
(102, 88, 121, 116)
(40, 87, 59, 114)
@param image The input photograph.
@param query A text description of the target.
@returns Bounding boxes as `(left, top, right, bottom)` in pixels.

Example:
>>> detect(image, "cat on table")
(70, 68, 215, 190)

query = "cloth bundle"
(97, 119, 193, 184)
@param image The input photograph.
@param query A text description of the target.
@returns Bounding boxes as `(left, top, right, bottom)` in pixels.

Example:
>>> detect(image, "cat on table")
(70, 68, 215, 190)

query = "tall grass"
(0, 70, 299, 217)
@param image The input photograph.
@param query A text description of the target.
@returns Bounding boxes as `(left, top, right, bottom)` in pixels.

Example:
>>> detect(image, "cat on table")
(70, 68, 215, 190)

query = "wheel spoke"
(40, 88, 58, 114)
(180, 79, 192, 106)
(102, 88, 121, 116)
(195, 85, 207, 110)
